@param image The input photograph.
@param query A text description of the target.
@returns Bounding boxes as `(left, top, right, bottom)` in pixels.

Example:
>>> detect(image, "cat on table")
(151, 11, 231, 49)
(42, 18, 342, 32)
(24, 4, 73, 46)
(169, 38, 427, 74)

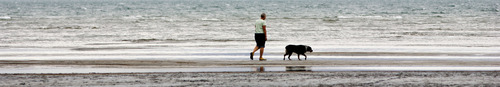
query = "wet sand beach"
(1, 71, 500, 86)
(1, 60, 500, 86)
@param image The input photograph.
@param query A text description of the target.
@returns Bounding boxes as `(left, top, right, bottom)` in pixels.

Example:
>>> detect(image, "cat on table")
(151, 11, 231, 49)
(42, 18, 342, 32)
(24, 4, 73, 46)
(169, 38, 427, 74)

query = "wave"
(391, 31, 494, 37)
(200, 18, 221, 21)
(37, 25, 99, 29)
(123, 15, 145, 20)
(121, 38, 255, 43)
(337, 16, 403, 19)
(71, 47, 145, 51)
(322, 18, 339, 23)
(121, 38, 162, 43)
(480, 8, 500, 12)
(0, 16, 11, 20)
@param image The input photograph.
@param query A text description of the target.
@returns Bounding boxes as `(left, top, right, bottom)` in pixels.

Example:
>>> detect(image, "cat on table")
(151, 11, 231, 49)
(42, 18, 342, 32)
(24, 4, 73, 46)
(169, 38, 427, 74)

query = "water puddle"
(2, 66, 500, 74)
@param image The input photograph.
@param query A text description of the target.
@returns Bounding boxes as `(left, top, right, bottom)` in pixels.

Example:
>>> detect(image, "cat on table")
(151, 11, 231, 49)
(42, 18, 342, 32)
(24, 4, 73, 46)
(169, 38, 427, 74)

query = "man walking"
(250, 13, 267, 61)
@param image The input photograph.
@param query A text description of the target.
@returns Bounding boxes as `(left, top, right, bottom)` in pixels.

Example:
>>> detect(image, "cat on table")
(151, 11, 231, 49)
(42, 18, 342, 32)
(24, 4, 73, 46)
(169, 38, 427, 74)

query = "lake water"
(1, 0, 499, 60)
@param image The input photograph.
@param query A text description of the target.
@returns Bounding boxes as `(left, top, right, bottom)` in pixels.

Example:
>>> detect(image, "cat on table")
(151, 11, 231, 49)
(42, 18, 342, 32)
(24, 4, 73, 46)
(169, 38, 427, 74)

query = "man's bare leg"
(259, 47, 266, 60)
(250, 46, 260, 60)
(252, 46, 260, 53)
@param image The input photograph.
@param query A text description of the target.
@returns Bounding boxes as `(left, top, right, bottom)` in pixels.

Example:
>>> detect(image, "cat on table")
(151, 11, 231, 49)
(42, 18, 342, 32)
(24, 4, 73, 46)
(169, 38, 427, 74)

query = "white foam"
(337, 15, 402, 19)
(0, 16, 11, 20)
(200, 18, 221, 21)
(123, 15, 143, 19)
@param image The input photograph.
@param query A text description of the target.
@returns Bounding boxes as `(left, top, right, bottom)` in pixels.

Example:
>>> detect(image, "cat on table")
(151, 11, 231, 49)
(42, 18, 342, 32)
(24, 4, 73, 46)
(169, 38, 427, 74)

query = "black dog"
(284, 45, 313, 60)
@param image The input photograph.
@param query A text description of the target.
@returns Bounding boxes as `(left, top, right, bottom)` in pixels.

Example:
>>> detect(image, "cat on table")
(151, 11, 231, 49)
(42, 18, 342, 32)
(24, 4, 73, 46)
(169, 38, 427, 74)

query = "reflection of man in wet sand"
(250, 13, 267, 61)
(257, 66, 265, 72)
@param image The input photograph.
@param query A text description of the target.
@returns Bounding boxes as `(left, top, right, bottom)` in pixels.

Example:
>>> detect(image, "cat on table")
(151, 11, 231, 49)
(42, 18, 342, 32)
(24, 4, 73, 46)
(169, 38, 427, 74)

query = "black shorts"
(254, 33, 266, 48)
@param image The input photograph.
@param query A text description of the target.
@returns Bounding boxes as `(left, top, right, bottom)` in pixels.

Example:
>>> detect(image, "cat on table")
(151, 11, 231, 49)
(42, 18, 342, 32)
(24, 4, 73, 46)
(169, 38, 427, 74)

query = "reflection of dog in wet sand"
(284, 45, 313, 60)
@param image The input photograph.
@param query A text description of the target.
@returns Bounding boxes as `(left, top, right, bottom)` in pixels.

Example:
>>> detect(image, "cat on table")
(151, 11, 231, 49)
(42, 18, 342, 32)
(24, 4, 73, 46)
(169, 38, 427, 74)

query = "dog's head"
(306, 46, 313, 52)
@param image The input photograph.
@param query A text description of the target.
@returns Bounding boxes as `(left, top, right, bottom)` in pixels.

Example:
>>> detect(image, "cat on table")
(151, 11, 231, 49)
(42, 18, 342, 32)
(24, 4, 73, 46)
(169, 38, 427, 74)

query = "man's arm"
(263, 25, 267, 41)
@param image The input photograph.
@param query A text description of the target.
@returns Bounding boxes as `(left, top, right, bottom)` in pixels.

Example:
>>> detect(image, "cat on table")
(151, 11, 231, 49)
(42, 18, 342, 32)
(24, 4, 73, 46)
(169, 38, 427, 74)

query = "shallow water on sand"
(0, 45, 499, 61)
(2, 66, 500, 74)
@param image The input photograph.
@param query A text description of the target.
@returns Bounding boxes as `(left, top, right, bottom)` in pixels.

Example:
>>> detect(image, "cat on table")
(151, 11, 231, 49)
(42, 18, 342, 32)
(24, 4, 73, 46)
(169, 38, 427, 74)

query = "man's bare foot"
(259, 58, 267, 61)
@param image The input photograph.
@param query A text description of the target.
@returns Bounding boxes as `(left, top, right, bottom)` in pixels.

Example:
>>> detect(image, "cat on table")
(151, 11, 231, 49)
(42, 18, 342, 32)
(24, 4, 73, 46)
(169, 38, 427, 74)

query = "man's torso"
(255, 19, 266, 34)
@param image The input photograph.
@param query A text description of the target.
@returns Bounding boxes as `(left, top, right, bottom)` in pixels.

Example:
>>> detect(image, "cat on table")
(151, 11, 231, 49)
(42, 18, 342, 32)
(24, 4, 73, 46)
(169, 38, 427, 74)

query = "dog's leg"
(283, 50, 287, 60)
(283, 54, 287, 60)
(303, 54, 307, 60)
(297, 54, 301, 61)
(287, 54, 292, 60)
